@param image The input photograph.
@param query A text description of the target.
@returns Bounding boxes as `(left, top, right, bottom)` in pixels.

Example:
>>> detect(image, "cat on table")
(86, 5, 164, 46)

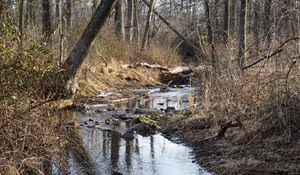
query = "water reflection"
(53, 87, 210, 175)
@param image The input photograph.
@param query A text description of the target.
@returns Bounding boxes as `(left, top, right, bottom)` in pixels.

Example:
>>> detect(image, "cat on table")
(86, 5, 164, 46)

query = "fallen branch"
(216, 120, 243, 139)
(96, 48, 108, 67)
(142, 0, 209, 63)
(242, 37, 299, 70)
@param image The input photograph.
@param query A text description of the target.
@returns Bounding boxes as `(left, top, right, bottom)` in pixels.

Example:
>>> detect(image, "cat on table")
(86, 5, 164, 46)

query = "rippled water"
(53, 87, 211, 175)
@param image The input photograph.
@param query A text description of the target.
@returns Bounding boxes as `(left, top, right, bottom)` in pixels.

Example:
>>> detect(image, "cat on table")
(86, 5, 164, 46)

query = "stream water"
(53, 86, 211, 175)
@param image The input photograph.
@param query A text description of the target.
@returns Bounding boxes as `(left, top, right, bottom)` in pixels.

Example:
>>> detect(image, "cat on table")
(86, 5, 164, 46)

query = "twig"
(96, 48, 108, 67)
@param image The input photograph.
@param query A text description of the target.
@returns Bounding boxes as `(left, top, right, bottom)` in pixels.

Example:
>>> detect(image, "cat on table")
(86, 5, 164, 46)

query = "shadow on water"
(53, 87, 211, 175)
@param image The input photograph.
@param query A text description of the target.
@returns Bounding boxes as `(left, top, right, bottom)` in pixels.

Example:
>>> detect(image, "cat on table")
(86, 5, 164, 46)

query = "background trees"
(2, 0, 298, 70)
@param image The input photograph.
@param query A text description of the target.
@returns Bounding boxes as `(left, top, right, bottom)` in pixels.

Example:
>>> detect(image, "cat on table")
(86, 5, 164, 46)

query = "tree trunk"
(141, 0, 154, 50)
(66, 0, 72, 28)
(253, 0, 260, 51)
(237, 0, 248, 69)
(126, 0, 134, 43)
(213, 0, 219, 37)
(25, 0, 36, 27)
(264, 0, 272, 47)
(204, 0, 217, 69)
(63, 0, 116, 89)
(115, 0, 125, 41)
(133, 0, 140, 45)
(42, 0, 52, 43)
(223, 0, 229, 43)
(229, 0, 237, 36)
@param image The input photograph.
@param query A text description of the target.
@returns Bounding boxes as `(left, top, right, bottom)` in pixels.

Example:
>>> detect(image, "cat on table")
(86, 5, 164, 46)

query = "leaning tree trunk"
(141, 0, 154, 50)
(42, 0, 52, 43)
(142, 0, 208, 62)
(62, 0, 116, 94)
(237, 0, 248, 69)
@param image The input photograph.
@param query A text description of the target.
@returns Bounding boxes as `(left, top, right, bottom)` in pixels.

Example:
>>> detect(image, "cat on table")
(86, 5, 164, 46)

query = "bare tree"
(66, 0, 72, 28)
(133, 0, 140, 45)
(253, 0, 260, 51)
(229, 0, 237, 36)
(26, 0, 36, 26)
(62, 0, 116, 94)
(141, 0, 154, 50)
(264, 0, 272, 47)
(115, 0, 125, 40)
(204, 0, 217, 69)
(42, 0, 52, 43)
(223, 0, 229, 43)
(237, 0, 248, 69)
(126, 0, 134, 42)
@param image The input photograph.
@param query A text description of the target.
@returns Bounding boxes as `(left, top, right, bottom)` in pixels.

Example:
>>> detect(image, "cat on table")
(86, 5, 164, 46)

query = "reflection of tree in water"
(102, 131, 108, 159)
(59, 112, 98, 175)
(125, 122, 133, 170)
(150, 136, 158, 174)
(110, 131, 121, 172)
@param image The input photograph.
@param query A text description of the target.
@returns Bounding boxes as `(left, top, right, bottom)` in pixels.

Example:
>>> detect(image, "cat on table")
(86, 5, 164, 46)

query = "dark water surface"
(53, 86, 211, 175)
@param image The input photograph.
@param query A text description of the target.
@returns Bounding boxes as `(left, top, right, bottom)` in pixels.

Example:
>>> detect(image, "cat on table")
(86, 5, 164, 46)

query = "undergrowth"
(0, 17, 62, 174)
(198, 38, 300, 143)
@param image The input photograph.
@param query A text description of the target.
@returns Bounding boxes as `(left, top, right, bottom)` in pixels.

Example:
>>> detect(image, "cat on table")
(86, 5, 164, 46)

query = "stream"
(52, 86, 211, 175)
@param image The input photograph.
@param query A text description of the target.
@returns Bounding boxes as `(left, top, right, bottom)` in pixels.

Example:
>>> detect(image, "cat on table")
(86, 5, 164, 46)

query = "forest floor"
(73, 58, 300, 175)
